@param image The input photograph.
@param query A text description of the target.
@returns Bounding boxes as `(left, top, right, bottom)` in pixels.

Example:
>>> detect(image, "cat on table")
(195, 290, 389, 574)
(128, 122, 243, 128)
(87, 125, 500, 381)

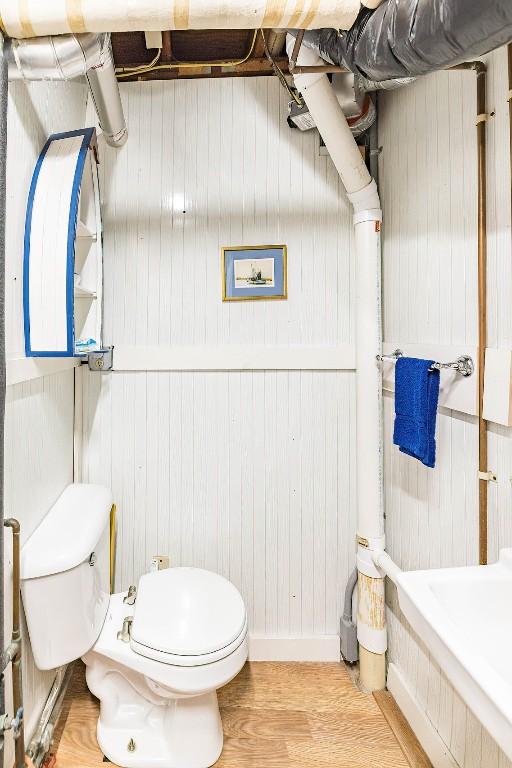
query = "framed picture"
(222, 245, 287, 302)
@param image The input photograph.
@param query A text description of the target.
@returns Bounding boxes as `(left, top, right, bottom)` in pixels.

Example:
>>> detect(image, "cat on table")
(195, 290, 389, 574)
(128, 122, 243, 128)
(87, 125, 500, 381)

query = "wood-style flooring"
(52, 661, 431, 768)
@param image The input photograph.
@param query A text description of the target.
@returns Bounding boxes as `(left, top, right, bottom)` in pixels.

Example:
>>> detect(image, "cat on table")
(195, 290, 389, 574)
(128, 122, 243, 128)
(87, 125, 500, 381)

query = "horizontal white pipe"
(0, 0, 361, 38)
(372, 551, 402, 584)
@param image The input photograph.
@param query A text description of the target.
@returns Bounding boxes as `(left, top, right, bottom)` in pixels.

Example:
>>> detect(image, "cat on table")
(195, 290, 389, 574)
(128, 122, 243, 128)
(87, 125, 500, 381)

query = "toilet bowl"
(20, 484, 248, 768)
(84, 569, 248, 767)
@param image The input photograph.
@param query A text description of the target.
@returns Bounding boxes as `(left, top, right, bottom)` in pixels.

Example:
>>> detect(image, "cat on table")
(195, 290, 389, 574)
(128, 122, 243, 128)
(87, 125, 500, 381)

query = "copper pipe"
(451, 62, 488, 565)
(3, 519, 25, 768)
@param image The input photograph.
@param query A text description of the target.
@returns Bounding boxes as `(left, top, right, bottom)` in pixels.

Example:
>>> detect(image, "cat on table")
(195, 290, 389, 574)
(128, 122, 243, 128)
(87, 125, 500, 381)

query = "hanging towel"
(393, 357, 440, 468)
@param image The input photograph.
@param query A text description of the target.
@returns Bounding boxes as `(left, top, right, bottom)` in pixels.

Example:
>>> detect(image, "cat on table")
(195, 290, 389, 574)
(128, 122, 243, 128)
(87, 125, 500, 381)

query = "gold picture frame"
(221, 244, 288, 302)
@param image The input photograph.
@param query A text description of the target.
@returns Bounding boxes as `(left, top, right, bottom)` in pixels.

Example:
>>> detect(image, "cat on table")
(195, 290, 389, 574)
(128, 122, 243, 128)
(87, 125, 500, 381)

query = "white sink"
(395, 549, 512, 759)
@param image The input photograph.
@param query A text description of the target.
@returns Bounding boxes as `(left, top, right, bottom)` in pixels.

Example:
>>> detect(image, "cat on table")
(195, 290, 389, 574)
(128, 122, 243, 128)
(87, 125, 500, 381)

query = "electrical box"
(150, 555, 170, 572)
(144, 31, 163, 49)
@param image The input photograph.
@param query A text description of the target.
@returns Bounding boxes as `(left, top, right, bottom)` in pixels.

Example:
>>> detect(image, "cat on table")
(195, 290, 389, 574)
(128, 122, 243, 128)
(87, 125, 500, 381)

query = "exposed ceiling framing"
(112, 29, 290, 81)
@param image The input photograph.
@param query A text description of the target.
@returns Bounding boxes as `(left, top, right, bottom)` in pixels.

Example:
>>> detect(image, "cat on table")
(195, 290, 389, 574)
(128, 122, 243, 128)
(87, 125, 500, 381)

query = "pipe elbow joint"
(348, 179, 381, 217)
(104, 127, 128, 148)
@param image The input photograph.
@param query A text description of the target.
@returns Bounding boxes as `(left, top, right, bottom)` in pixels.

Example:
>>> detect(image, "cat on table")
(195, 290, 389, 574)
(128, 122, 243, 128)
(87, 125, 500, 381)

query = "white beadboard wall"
(82, 369, 355, 640)
(98, 78, 354, 348)
(379, 46, 512, 767)
(81, 77, 357, 652)
(4, 77, 87, 762)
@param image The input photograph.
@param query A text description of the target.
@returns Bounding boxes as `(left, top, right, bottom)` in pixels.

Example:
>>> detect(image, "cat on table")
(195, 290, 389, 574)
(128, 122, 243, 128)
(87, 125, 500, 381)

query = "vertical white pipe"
(353, 215, 383, 545)
(287, 35, 386, 689)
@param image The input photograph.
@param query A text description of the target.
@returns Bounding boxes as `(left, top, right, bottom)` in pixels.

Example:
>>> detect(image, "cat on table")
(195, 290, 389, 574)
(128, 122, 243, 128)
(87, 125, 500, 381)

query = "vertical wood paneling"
(379, 45, 512, 767)
(82, 370, 355, 638)
(4, 77, 87, 762)
(82, 75, 357, 647)
(97, 78, 353, 349)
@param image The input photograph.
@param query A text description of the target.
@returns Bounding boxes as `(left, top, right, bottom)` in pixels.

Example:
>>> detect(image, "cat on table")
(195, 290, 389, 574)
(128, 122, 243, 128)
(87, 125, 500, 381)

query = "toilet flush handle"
(123, 585, 137, 605)
(117, 616, 133, 643)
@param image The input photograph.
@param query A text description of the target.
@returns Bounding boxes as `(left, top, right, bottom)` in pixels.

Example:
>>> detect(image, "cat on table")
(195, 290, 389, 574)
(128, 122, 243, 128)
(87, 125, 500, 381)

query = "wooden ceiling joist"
(112, 29, 289, 81)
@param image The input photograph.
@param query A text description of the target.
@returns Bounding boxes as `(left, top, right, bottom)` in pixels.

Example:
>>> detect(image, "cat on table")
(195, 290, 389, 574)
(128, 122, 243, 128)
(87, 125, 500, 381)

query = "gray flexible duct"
(301, 0, 512, 82)
(0, 32, 7, 768)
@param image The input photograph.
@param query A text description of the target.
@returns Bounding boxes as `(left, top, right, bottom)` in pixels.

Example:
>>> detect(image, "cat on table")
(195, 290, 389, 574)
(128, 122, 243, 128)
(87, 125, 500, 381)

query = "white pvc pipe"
(287, 36, 386, 681)
(288, 42, 378, 204)
(287, 36, 383, 545)
(373, 551, 402, 584)
(353, 214, 383, 545)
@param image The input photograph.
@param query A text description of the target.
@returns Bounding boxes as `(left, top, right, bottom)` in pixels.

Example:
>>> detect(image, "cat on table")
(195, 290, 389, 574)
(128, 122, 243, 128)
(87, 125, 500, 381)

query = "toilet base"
(86, 661, 223, 768)
(97, 691, 223, 768)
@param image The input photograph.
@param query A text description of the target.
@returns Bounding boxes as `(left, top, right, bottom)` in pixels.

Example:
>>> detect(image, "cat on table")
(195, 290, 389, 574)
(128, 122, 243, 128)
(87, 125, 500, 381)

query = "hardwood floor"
(52, 661, 430, 768)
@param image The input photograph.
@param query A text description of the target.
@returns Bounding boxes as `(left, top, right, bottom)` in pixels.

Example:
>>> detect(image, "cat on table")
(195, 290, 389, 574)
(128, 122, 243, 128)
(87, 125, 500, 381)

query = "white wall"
(379, 46, 512, 767)
(81, 77, 357, 656)
(4, 77, 87, 762)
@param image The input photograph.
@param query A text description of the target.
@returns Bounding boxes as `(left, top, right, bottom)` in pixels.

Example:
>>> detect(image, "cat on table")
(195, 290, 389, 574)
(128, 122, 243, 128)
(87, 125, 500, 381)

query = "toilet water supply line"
(286, 35, 387, 691)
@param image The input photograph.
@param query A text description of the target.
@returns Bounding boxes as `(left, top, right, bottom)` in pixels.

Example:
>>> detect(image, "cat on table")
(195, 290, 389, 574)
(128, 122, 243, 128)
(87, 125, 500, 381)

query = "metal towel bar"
(376, 349, 474, 377)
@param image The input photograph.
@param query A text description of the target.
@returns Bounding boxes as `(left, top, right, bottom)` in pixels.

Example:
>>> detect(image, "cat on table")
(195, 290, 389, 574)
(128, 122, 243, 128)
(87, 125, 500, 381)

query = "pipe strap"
(476, 112, 493, 124)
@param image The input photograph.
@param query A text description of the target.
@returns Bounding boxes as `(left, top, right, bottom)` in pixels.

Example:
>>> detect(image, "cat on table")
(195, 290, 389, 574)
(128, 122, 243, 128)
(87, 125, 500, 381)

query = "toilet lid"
(130, 567, 247, 658)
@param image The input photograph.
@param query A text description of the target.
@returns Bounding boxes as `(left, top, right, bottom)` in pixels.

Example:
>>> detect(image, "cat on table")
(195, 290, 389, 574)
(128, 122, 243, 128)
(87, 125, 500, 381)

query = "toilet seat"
(130, 567, 247, 667)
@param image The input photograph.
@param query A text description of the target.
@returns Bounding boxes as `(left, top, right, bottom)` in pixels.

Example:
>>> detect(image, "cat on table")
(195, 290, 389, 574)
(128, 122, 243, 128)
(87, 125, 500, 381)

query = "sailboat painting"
(234, 258, 274, 288)
(222, 245, 287, 301)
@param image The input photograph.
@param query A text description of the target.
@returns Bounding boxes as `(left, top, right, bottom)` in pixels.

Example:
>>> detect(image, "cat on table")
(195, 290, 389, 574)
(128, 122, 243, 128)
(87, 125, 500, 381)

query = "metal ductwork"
(286, 29, 414, 137)
(299, 0, 512, 82)
(6, 33, 127, 148)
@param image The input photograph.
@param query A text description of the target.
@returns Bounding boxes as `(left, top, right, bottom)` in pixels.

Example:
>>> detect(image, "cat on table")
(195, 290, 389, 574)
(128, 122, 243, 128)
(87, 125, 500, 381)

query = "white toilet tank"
(21, 484, 113, 670)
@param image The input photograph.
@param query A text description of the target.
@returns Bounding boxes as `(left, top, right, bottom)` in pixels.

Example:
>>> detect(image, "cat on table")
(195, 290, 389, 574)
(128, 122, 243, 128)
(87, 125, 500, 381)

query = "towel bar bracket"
(431, 355, 474, 377)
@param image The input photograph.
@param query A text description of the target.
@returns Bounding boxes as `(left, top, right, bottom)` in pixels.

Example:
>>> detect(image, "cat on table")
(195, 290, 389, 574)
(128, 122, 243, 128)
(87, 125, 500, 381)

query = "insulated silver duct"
(6, 33, 127, 148)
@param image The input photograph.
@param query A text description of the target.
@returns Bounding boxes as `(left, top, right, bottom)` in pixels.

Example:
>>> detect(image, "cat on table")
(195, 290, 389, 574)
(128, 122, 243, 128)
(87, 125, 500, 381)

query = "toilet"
(20, 484, 248, 768)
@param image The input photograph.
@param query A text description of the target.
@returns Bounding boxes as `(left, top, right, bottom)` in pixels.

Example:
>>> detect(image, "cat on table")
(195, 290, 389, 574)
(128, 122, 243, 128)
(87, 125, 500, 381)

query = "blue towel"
(393, 357, 440, 468)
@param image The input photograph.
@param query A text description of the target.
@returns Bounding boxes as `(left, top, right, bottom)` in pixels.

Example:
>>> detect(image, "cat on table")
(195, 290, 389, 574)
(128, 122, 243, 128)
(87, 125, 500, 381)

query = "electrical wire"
(116, 47, 162, 75)
(116, 29, 258, 79)
(259, 29, 302, 105)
